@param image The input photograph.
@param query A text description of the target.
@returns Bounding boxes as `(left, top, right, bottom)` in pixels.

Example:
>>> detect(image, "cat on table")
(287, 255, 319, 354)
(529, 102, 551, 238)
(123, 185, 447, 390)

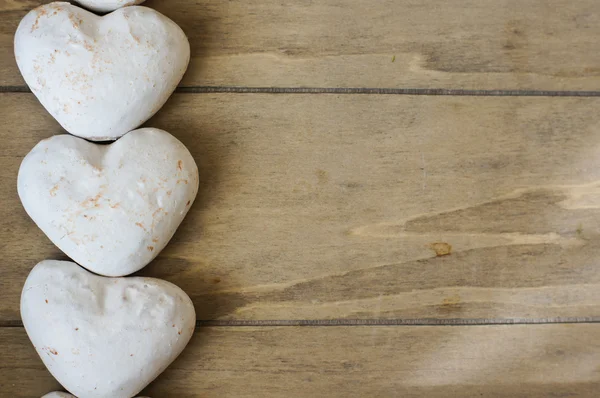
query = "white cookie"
(24, 260, 195, 398)
(74, 0, 145, 13)
(42, 393, 75, 398)
(15, 3, 189, 141)
(18, 128, 199, 276)
(42, 392, 149, 397)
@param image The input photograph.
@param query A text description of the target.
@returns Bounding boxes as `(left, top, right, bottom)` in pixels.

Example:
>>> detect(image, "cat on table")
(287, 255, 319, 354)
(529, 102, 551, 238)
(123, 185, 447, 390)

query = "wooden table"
(2, 1, 600, 396)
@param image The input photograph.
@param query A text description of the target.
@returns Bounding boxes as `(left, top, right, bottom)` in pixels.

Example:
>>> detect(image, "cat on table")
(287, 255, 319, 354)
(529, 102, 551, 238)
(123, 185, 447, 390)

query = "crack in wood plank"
(4, 85, 600, 96)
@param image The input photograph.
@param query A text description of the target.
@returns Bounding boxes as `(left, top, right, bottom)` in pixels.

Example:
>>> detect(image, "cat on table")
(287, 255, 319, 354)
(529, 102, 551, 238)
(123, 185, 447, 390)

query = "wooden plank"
(2, 93, 600, 322)
(2, 0, 600, 90)
(1, 325, 600, 397)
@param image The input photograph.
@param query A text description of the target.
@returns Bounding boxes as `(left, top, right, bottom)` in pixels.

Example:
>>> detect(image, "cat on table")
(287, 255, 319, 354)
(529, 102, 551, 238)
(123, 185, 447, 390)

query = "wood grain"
(2, 93, 600, 322)
(2, 0, 600, 90)
(2, 325, 599, 397)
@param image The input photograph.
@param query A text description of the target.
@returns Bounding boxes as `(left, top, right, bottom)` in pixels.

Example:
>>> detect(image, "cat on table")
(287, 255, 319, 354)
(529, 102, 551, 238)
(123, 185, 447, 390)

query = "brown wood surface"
(3, 0, 600, 396)
(2, 0, 600, 90)
(2, 93, 600, 322)
(2, 325, 600, 398)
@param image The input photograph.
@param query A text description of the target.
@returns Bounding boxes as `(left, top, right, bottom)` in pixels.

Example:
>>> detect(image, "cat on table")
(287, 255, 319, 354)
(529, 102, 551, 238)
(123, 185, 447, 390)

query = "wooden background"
(1, 0, 600, 396)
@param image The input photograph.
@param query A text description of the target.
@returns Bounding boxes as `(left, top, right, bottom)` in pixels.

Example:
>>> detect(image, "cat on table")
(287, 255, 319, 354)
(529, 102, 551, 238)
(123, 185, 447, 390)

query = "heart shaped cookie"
(18, 128, 199, 276)
(23, 260, 195, 398)
(43, 392, 149, 398)
(15, 2, 189, 141)
(74, 0, 145, 13)
(43, 393, 150, 398)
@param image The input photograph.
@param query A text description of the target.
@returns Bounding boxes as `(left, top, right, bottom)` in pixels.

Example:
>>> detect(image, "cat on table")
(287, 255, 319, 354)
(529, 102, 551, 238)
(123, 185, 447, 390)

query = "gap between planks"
(2, 317, 600, 328)
(2, 86, 600, 96)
